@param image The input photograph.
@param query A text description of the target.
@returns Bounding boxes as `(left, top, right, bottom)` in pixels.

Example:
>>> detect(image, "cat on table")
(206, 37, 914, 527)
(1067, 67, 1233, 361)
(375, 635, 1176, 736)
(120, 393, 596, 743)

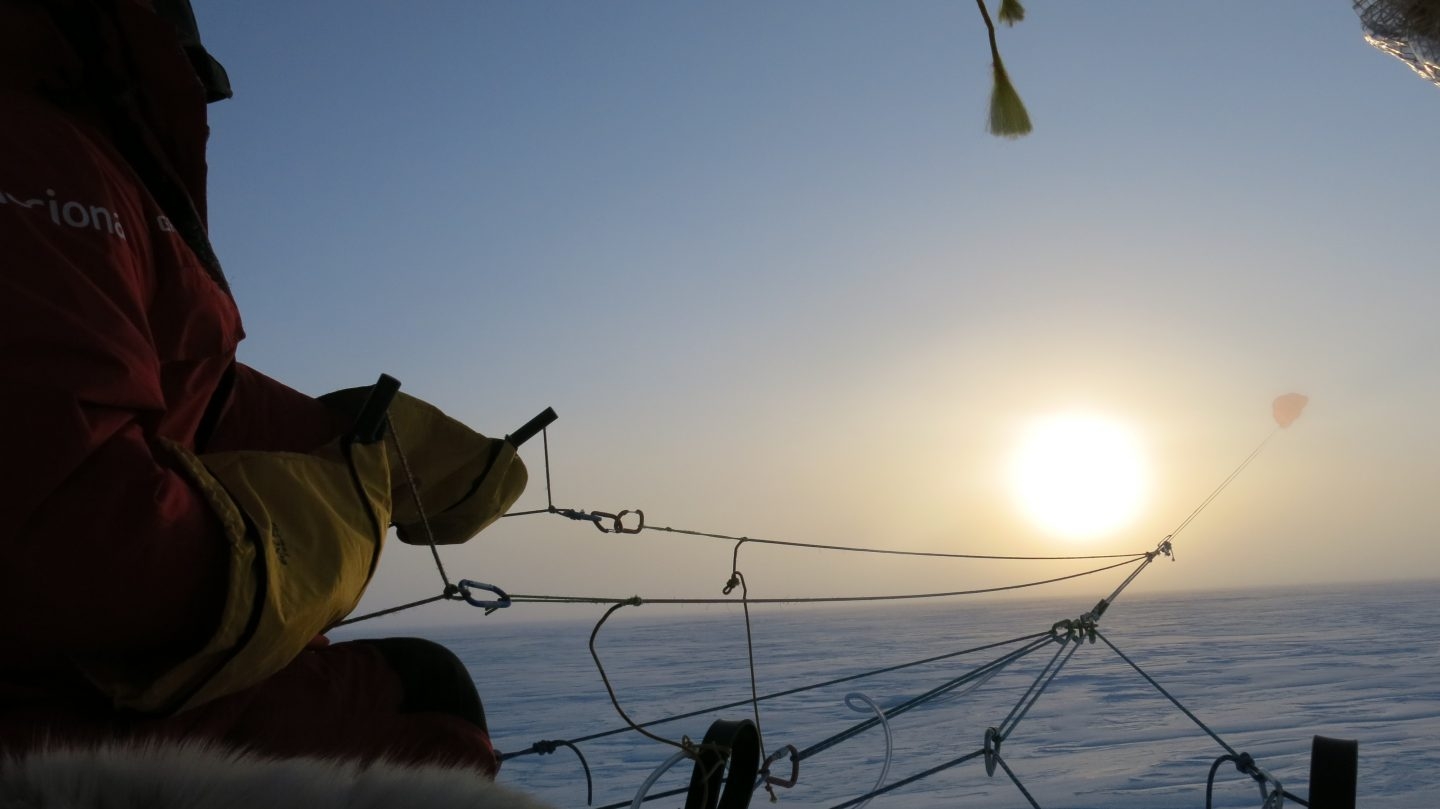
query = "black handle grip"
(350, 373, 401, 444)
(507, 406, 557, 448)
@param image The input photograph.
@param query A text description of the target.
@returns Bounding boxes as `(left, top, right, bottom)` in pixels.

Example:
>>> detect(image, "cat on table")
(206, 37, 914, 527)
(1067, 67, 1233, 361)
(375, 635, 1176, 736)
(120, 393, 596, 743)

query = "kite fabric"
(1273, 393, 1309, 428)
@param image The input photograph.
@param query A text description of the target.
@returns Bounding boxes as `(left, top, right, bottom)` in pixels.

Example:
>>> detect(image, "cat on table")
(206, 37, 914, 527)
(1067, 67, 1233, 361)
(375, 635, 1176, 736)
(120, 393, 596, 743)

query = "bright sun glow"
(1009, 413, 1148, 540)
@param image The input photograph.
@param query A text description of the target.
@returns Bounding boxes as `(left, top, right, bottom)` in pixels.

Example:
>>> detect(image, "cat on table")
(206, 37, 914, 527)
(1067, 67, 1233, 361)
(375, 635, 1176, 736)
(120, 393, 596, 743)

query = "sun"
(1009, 413, 1148, 540)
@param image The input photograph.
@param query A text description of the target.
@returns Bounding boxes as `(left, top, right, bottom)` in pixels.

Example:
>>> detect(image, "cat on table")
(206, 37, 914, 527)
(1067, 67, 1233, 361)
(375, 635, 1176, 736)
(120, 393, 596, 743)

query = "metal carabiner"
(590, 509, 645, 534)
(761, 744, 801, 789)
(458, 579, 512, 613)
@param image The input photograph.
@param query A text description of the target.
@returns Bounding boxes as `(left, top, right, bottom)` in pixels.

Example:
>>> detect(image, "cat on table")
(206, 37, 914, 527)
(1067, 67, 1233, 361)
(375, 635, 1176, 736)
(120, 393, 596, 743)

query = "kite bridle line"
(1087, 421, 1288, 622)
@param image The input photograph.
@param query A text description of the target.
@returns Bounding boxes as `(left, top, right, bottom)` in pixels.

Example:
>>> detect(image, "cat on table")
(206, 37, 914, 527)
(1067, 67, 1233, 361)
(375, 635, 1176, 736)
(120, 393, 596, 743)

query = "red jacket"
(0, 0, 496, 773)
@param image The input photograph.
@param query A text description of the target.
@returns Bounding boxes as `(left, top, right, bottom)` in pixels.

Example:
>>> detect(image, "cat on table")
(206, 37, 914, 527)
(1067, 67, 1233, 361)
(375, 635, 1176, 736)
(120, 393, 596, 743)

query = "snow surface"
(369, 581, 1439, 808)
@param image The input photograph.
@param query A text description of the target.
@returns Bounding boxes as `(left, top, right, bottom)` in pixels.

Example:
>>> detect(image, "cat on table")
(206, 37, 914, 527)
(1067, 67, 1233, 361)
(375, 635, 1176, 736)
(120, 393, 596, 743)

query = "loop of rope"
(841, 693, 892, 809)
(588, 601, 691, 754)
(725, 567, 771, 800)
(1205, 752, 1301, 809)
(727, 537, 777, 800)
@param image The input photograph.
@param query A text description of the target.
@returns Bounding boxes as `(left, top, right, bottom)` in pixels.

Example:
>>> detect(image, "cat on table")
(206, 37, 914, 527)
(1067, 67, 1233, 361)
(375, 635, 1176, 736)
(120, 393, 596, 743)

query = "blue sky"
(199, 2, 1440, 622)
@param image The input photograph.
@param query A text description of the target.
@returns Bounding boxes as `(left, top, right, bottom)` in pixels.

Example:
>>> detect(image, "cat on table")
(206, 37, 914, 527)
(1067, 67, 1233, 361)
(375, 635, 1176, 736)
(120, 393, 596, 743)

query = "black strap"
(684, 719, 761, 809)
(1308, 735, 1358, 809)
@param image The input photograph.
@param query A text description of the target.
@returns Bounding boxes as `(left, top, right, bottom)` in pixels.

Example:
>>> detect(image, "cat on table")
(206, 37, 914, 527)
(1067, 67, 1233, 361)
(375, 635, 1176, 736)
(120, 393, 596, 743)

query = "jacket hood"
(0, 0, 221, 246)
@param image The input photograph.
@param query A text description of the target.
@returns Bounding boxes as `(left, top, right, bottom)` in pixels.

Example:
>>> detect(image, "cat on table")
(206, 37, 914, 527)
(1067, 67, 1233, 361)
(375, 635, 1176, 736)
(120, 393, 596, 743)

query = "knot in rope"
(532, 739, 561, 755)
(723, 573, 742, 595)
(678, 734, 701, 760)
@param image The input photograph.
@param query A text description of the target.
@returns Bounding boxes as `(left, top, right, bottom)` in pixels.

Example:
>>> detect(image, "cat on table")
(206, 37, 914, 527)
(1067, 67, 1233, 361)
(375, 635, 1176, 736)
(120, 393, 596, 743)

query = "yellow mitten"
(321, 388, 528, 545)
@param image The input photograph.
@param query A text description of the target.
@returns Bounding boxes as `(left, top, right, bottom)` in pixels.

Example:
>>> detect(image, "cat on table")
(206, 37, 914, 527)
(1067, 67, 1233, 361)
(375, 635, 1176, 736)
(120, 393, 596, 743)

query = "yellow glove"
(320, 388, 528, 545)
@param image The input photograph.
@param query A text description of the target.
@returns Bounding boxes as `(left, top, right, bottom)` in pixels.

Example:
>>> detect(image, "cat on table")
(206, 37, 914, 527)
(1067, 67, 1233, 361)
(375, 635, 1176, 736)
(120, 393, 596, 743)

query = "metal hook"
(458, 579, 511, 613)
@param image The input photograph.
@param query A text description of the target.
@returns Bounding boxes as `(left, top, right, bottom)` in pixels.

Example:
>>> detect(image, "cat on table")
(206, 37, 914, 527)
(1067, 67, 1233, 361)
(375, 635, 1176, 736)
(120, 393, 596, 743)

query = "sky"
(198, 2, 1440, 625)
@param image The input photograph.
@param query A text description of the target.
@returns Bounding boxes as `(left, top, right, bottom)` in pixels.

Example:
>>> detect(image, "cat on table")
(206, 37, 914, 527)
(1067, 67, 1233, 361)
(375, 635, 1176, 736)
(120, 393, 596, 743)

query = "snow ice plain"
(383, 581, 1438, 808)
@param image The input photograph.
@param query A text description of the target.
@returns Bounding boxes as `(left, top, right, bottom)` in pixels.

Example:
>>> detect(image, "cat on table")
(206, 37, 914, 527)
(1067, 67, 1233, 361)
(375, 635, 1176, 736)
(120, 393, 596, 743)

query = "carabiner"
(458, 579, 511, 612)
(761, 744, 801, 789)
(589, 509, 645, 534)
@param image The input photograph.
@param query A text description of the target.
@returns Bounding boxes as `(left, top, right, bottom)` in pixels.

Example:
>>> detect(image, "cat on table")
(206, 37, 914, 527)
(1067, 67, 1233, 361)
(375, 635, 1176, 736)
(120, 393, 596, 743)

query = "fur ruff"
(0, 742, 558, 809)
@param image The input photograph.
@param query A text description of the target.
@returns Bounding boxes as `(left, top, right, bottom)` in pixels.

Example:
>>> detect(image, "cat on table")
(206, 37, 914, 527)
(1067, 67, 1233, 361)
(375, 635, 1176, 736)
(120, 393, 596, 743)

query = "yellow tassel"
(988, 60, 1032, 138)
(998, 0, 1026, 26)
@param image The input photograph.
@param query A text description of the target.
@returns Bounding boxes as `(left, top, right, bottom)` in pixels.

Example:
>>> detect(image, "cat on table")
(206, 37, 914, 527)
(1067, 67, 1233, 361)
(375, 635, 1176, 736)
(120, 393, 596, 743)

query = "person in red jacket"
(0, 0, 526, 774)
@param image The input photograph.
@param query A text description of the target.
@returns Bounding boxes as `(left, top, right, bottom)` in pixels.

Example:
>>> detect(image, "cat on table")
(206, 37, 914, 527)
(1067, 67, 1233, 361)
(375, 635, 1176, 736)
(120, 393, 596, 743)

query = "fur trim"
(0, 742, 558, 809)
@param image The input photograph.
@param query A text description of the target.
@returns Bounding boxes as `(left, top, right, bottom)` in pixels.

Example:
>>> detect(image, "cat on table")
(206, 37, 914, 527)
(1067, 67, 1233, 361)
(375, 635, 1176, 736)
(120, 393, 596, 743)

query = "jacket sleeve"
(0, 129, 229, 664)
(0, 99, 386, 713)
(2, 392, 230, 662)
(203, 363, 350, 454)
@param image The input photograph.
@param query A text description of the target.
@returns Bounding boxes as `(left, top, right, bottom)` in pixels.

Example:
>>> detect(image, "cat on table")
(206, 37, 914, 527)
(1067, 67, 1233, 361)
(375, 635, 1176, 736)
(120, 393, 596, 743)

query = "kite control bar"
(348, 373, 557, 449)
